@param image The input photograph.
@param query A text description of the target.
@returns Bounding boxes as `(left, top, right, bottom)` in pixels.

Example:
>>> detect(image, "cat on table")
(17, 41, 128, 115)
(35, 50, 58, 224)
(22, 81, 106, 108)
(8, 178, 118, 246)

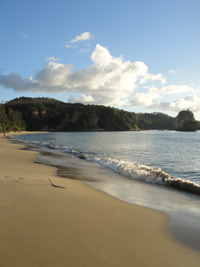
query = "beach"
(0, 132, 200, 267)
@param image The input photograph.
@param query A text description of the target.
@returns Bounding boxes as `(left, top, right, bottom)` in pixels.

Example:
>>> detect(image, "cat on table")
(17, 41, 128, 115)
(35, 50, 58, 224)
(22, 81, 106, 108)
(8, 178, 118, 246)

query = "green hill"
(3, 97, 199, 132)
(5, 97, 139, 131)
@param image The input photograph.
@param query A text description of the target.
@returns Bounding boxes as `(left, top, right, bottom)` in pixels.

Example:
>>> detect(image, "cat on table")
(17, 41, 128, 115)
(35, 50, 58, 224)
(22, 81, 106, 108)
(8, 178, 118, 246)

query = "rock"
(79, 155, 86, 159)
(174, 110, 199, 131)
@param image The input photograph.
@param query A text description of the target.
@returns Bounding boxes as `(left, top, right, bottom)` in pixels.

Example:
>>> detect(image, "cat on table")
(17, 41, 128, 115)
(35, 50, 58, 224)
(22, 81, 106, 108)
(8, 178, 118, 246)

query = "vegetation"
(5, 97, 141, 131)
(177, 110, 194, 120)
(138, 112, 175, 130)
(174, 110, 199, 131)
(0, 104, 26, 135)
(3, 97, 200, 132)
(0, 105, 10, 135)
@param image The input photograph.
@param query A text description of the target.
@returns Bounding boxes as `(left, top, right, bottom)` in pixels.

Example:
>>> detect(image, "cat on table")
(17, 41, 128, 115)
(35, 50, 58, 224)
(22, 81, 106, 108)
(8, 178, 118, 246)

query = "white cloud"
(160, 85, 195, 94)
(131, 91, 161, 107)
(140, 73, 166, 84)
(65, 32, 93, 48)
(34, 62, 73, 88)
(128, 83, 199, 116)
(91, 44, 113, 66)
(0, 44, 161, 106)
(170, 98, 194, 111)
(1, 43, 198, 116)
(45, 57, 60, 62)
(71, 94, 95, 104)
(151, 85, 195, 95)
(66, 44, 150, 106)
(131, 93, 200, 117)
(70, 32, 92, 43)
(169, 94, 200, 112)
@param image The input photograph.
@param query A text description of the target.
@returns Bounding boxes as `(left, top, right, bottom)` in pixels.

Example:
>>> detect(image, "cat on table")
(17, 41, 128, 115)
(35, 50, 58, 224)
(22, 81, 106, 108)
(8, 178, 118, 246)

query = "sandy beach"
(0, 132, 200, 267)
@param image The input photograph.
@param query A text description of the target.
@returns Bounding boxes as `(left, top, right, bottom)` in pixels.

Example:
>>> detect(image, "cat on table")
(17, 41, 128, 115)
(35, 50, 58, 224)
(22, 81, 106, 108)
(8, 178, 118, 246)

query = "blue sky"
(1, 0, 200, 119)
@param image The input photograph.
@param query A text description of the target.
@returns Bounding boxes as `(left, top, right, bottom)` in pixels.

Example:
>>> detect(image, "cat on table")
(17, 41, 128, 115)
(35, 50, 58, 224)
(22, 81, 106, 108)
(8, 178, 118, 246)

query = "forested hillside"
(2, 97, 199, 132)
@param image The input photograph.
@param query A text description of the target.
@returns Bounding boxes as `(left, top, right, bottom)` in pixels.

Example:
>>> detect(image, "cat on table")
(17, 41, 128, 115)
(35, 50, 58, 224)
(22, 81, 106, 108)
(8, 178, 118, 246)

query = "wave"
(87, 157, 200, 195)
(12, 136, 200, 195)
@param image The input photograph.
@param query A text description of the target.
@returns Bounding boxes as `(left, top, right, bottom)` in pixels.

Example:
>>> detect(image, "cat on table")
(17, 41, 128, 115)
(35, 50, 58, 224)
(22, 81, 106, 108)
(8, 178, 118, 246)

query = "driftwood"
(48, 178, 65, 189)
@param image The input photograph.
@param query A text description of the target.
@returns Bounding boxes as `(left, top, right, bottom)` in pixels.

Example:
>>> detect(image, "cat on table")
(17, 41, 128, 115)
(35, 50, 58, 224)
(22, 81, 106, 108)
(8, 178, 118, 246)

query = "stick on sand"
(48, 178, 65, 189)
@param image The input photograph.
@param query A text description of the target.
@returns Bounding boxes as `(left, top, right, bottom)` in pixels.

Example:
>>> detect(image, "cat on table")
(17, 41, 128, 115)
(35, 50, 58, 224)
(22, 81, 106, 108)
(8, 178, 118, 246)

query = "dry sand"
(0, 132, 200, 267)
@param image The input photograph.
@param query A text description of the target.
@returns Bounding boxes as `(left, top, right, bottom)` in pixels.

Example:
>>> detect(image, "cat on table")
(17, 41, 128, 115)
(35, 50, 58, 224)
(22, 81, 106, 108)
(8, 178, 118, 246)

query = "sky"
(0, 0, 200, 119)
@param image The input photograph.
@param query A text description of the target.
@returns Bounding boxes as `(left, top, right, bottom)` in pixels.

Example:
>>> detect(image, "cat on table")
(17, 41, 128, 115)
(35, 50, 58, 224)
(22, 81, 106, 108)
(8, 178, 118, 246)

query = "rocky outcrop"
(174, 110, 199, 131)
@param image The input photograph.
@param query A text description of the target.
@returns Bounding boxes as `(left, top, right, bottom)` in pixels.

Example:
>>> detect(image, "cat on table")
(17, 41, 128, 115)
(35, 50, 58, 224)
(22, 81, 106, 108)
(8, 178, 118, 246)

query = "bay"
(13, 130, 200, 251)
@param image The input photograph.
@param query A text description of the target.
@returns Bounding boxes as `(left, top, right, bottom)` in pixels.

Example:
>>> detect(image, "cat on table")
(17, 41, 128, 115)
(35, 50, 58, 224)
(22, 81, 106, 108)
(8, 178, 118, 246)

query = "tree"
(7, 108, 26, 131)
(0, 105, 26, 135)
(0, 105, 10, 136)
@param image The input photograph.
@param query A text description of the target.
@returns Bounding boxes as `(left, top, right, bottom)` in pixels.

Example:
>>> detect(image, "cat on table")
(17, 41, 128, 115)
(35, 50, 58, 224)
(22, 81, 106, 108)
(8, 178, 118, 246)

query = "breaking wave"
(11, 135, 200, 195)
(87, 157, 200, 195)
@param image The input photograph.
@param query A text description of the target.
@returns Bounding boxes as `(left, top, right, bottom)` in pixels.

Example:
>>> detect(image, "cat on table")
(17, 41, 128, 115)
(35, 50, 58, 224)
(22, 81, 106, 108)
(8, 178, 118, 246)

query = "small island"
(174, 110, 199, 131)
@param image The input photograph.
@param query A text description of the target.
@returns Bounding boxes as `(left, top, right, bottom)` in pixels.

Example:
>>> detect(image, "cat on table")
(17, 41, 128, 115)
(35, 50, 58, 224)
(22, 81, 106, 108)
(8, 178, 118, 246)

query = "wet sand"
(0, 132, 200, 267)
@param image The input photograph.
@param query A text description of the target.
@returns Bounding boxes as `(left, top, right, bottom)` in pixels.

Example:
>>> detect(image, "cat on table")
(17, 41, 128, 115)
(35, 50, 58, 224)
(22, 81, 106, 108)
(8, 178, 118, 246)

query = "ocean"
(12, 130, 200, 251)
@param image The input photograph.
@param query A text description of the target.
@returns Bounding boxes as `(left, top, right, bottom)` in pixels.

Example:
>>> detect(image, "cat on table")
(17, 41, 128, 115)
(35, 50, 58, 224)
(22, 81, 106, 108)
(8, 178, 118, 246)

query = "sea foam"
(11, 134, 200, 195)
(88, 157, 200, 195)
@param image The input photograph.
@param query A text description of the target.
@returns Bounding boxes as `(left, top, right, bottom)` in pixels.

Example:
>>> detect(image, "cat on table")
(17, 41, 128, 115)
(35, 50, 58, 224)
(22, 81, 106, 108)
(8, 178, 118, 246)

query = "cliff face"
(174, 110, 199, 131)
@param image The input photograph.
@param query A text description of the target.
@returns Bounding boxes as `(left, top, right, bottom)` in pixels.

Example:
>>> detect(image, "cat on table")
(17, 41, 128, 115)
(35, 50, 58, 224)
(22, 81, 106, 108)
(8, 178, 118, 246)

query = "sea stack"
(174, 110, 199, 131)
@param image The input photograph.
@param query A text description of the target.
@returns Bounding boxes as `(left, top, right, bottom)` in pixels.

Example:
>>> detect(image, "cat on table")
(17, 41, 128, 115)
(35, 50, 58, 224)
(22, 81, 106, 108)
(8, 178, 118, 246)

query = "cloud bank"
(0, 44, 199, 115)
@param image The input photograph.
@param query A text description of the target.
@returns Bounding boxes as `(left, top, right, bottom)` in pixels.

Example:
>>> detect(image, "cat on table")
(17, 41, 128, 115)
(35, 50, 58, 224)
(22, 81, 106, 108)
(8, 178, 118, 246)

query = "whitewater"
(12, 130, 200, 251)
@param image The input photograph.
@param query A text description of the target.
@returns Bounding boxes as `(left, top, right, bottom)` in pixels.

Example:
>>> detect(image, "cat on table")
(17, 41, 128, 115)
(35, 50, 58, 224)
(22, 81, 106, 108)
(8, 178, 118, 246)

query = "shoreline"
(0, 132, 200, 266)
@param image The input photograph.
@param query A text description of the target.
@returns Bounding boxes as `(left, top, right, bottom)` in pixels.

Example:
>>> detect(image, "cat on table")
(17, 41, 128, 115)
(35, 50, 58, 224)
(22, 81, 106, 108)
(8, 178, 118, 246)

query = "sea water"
(13, 131, 200, 251)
